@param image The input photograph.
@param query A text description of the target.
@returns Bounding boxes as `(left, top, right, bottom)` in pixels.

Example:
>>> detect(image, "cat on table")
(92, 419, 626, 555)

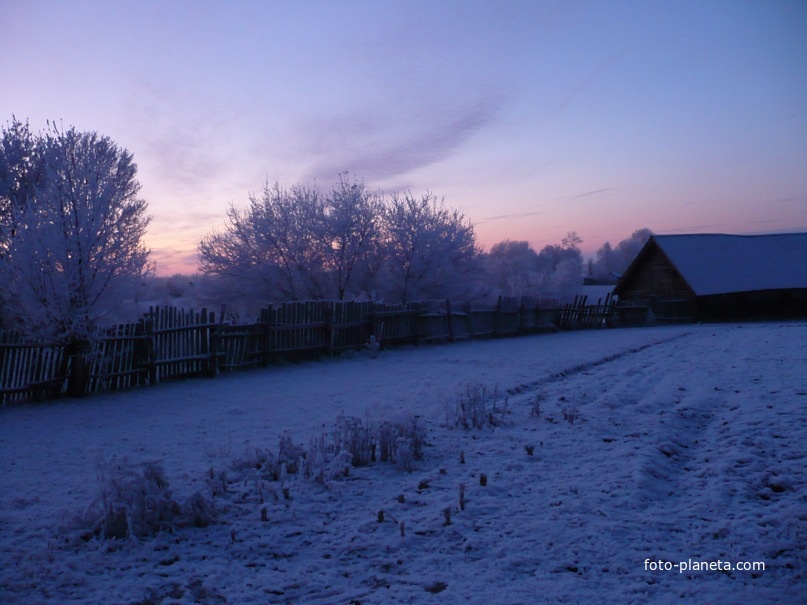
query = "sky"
(2, 0, 806, 275)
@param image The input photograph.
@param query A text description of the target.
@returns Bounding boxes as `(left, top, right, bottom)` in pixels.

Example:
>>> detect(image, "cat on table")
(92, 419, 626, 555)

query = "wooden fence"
(0, 331, 66, 403)
(1, 295, 616, 405)
(556, 293, 616, 330)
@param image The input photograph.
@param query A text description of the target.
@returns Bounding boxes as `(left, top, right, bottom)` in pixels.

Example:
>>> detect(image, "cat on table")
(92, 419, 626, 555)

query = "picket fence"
(1, 295, 614, 404)
(556, 292, 616, 330)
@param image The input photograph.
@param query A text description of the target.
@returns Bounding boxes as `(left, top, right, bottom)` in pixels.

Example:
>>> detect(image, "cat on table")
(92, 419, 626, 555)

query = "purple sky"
(2, 0, 806, 275)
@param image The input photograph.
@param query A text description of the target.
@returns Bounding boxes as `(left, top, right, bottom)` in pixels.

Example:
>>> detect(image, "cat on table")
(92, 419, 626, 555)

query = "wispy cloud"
(295, 95, 506, 184)
(126, 82, 236, 197)
(567, 188, 611, 199)
(478, 211, 543, 224)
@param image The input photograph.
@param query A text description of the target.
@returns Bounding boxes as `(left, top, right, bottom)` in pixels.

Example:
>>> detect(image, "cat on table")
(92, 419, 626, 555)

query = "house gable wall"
(616, 245, 695, 303)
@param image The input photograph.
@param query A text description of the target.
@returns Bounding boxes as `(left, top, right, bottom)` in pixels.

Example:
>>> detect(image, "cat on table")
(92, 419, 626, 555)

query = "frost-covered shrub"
(327, 414, 425, 471)
(182, 490, 217, 528)
(304, 433, 352, 484)
(233, 446, 280, 483)
(394, 415, 425, 470)
(376, 420, 398, 463)
(86, 458, 217, 540)
(325, 450, 353, 482)
(277, 432, 304, 475)
(206, 467, 228, 497)
(445, 383, 507, 429)
(375, 415, 425, 469)
(90, 459, 181, 539)
(229, 413, 427, 496)
(334, 415, 374, 467)
(395, 436, 415, 472)
(303, 433, 326, 481)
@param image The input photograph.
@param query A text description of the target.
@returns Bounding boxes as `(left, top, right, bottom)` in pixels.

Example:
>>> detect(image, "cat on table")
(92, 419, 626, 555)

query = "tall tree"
(562, 231, 583, 252)
(380, 192, 479, 303)
(592, 228, 653, 279)
(594, 241, 618, 278)
(484, 240, 542, 296)
(615, 228, 653, 270)
(534, 240, 583, 301)
(0, 119, 152, 341)
(323, 174, 382, 300)
(199, 181, 329, 300)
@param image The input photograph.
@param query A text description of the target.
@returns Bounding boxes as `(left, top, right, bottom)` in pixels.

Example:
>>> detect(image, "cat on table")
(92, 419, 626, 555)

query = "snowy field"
(1, 322, 805, 604)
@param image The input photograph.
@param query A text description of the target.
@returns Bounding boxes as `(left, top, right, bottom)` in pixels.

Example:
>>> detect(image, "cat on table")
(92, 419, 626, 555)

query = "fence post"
(327, 301, 336, 355)
(464, 302, 474, 339)
(258, 307, 270, 367)
(207, 308, 220, 378)
(493, 297, 502, 337)
(144, 312, 157, 384)
(66, 338, 91, 397)
(446, 299, 454, 343)
(263, 306, 276, 365)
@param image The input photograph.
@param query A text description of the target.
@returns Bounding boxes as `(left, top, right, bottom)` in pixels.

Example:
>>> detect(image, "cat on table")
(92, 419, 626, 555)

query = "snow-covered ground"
(1, 323, 805, 604)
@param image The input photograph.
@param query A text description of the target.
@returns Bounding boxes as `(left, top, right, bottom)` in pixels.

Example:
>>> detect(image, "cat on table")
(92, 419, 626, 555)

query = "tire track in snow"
(503, 331, 694, 398)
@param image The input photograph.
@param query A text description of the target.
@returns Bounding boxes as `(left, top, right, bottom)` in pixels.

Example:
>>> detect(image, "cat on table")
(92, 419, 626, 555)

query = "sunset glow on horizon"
(3, 0, 805, 275)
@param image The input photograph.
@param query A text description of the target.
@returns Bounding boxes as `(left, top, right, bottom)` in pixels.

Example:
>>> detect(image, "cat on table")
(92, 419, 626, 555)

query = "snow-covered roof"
(650, 233, 807, 296)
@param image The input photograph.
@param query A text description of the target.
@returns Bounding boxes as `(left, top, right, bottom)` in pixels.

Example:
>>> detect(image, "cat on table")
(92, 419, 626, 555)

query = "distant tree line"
(481, 235, 586, 301)
(196, 176, 606, 306)
(152, 223, 651, 320)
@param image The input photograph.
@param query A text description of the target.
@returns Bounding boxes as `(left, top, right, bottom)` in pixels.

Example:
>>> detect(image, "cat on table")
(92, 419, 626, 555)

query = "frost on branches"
(381, 191, 479, 303)
(198, 175, 480, 303)
(0, 118, 153, 342)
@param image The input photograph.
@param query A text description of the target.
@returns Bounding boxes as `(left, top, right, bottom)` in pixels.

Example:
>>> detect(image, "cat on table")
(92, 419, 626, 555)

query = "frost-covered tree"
(323, 174, 382, 300)
(0, 119, 153, 341)
(380, 192, 479, 303)
(483, 240, 543, 296)
(546, 257, 584, 301)
(593, 228, 653, 279)
(593, 241, 618, 279)
(1, 119, 43, 327)
(615, 228, 653, 269)
(199, 181, 329, 300)
(200, 176, 380, 301)
(536, 244, 581, 273)
(200, 179, 480, 304)
(530, 240, 583, 302)
(0, 119, 48, 271)
(561, 231, 583, 252)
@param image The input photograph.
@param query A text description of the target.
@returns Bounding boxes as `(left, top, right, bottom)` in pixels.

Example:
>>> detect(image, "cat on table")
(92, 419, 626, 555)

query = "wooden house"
(613, 233, 807, 321)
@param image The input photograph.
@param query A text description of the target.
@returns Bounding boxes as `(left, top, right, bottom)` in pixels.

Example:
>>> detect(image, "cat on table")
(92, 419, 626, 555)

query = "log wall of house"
(617, 245, 695, 302)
